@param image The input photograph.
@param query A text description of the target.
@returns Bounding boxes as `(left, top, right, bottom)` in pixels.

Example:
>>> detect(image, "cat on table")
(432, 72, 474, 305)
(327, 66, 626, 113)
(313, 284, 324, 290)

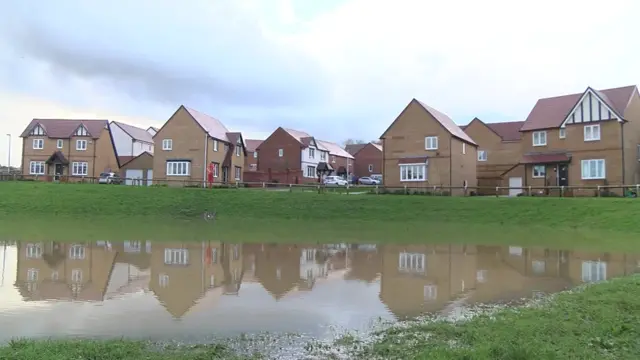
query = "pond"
(0, 240, 638, 345)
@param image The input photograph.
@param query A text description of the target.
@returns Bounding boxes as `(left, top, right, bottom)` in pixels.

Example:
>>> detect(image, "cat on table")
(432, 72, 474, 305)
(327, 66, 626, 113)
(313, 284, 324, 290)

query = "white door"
(147, 170, 153, 186)
(508, 177, 523, 197)
(125, 169, 143, 186)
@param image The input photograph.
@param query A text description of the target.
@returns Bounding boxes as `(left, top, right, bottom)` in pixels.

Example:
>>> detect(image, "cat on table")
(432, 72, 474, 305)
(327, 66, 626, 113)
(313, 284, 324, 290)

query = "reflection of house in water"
(15, 242, 118, 301)
(344, 244, 381, 283)
(103, 241, 152, 299)
(148, 241, 243, 318)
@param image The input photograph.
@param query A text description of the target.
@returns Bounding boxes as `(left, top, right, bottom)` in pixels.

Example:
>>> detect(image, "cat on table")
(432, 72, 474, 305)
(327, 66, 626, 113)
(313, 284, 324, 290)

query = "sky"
(1, 0, 639, 166)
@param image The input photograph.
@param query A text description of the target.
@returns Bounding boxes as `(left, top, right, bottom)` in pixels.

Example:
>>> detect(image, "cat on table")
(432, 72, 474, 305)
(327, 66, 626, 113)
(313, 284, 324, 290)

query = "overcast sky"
(1, 0, 639, 166)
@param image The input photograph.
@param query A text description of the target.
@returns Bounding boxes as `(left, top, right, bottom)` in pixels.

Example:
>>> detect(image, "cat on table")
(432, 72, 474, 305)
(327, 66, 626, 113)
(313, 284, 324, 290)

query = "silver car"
(358, 176, 380, 185)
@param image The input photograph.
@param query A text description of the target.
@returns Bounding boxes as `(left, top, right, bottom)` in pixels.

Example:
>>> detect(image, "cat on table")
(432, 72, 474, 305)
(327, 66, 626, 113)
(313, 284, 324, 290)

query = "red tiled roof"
(398, 156, 428, 164)
(485, 121, 525, 141)
(118, 156, 135, 166)
(184, 107, 230, 142)
(520, 85, 636, 131)
(112, 121, 154, 143)
(317, 140, 354, 159)
(245, 139, 263, 152)
(414, 100, 477, 146)
(521, 153, 571, 164)
(20, 119, 109, 139)
(282, 128, 329, 150)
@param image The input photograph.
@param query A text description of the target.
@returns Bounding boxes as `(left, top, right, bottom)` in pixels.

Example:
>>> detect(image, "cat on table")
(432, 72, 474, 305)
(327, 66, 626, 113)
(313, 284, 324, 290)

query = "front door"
(54, 164, 64, 181)
(222, 166, 229, 183)
(558, 164, 569, 186)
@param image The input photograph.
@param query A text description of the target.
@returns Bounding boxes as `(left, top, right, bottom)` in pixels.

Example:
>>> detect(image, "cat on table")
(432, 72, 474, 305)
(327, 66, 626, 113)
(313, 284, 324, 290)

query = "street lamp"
(5, 134, 11, 169)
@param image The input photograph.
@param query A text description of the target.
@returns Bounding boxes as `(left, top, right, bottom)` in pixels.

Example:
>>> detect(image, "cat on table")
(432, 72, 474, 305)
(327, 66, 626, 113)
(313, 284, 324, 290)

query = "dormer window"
(235, 144, 241, 156)
(30, 125, 45, 136)
(75, 125, 89, 136)
(309, 148, 315, 159)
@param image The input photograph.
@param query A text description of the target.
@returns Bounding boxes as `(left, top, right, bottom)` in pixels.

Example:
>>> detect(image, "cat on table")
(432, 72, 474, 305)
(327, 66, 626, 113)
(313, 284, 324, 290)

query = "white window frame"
(581, 159, 605, 180)
(27, 268, 38, 281)
(253, 151, 258, 158)
(320, 152, 326, 161)
(462, 143, 466, 154)
(166, 161, 190, 176)
(26, 243, 42, 258)
(306, 166, 315, 178)
(30, 125, 45, 136)
(32, 139, 44, 149)
(584, 124, 601, 142)
(424, 285, 437, 300)
(425, 136, 438, 150)
(399, 252, 426, 273)
(213, 140, 218, 151)
(509, 246, 523, 256)
(477, 150, 487, 161)
(212, 162, 219, 178)
(368, 164, 373, 172)
(581, 261, 606, 282)
(234, 166, 241, 180)
(29, 161, 45, 175)
(71, 269, 83, 283)
(159, 274, 169, 287)
(309, 148, 315, 159)
(164, 249, 189, 265)
(72, 162, 88, 176)
(532, 131, 547, 146)
(532, 165, 546, 178)
(559, 128, 566, 139)
(76, 139, 87, 151)
(162, 139, 172, 151)
(278, 149, 283, 157)
(75, 126, 89, 136)
(399, 163, 426, 182)
(235, 145, 241, 157)
(56, 139, 64, 149)
(69, 244, 85, 260)
(476, 270, 487, 283)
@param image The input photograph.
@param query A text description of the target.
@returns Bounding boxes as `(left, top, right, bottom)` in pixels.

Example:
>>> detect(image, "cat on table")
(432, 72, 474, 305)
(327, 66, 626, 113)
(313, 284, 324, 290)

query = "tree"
(342, 139, 367, 146)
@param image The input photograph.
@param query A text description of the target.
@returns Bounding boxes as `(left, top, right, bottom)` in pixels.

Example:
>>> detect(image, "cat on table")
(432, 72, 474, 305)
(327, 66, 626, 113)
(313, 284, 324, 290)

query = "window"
(71, 269, 83, 283)
(278, 149, 283, 157)
(162, 139, 172, 150)
(26, 243, 42, 258)
(253, 151, 258, 158)
(581, 159, 605, 179)
(399, 252, 425, 273)
(532, 260, 546, 274)
(400, 164, 426, 182)
(72, 162, 88, 176)
(532, 165, 546, 178)
(32, 139, 44, 149)
(532, 131, 547, 146)
(56, 139, 63, 149)
(582, 261, 606, 282)
(212, 162, 219, 178)
(462, 143, 466, 154)
(124, 241, 141, 253)
(234, 166, 241, 180)
(368, 164, 373, 172)
(425, 136, 438, 150)
(75, 126, 88, 136)
(584, 124, 600, 141)
(476, 270, 487, 283)
(320, 152, 326, 160)
(424, 285, 437, 300)
(306, 166, 315, 177)
(235, 144, 241, 156)
(51, 271, 59, 280)
(166, 161, 190, 176)
(211, 248, 218, 264)
(508, 246, 522, 256)
(76, 139, 87, 151)
(477, 150, 487, 161)
(30, 125, 45, 136)
(164, 249, 189, 265)
(27, 268, 38, 281)
(559, 128, 566, 139)
(29, 161, 45, 175)
(309, 148, 315, 159)
(69, 245, 85, 259)
(159, 274, 169, 287)
(213, 140, 218, 151)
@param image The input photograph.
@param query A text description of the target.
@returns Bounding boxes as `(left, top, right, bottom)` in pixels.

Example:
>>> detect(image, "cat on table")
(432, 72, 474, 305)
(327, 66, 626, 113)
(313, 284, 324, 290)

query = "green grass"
(327, 275, 640, 359)
(0, 339, 261, 359)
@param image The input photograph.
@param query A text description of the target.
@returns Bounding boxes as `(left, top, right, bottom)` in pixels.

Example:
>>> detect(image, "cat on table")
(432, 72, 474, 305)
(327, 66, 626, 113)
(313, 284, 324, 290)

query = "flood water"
(0, 240, 639, 344)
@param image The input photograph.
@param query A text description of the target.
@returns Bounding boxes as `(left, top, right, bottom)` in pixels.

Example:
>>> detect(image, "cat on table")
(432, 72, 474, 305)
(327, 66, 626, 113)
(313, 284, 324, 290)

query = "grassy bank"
(322, 275, 640, 359)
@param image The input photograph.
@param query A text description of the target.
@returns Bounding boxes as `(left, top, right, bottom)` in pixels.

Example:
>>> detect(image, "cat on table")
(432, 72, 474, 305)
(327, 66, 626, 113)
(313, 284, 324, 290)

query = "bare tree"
(342, 139, 367, 146)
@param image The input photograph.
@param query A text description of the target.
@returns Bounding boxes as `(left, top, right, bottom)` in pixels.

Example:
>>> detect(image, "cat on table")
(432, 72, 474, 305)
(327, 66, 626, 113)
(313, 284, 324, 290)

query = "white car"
(323, 176, 348, 186)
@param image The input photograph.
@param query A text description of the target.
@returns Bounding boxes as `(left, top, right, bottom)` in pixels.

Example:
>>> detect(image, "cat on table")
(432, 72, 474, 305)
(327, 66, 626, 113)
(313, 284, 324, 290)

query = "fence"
(1, 174, 639, 197)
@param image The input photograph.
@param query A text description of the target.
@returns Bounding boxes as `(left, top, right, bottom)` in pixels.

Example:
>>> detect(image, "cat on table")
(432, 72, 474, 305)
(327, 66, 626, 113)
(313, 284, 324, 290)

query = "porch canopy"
(316, 162, 333, 173)
(520, 153, 570, 165)
(45, 151, 69, 165)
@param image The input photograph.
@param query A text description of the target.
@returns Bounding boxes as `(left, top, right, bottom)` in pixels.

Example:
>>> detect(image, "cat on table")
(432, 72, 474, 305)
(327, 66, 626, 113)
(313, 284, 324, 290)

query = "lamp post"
(5, 134, 11, 170)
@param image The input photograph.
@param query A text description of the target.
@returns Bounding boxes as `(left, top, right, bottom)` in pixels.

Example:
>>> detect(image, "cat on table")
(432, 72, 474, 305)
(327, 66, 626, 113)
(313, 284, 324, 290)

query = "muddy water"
(0, 241, 639, 344)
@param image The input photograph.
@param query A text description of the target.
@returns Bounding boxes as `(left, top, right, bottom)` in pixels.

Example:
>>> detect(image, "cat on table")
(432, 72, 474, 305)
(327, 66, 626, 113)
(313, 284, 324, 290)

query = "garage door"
(125, 169, 143, 186)
(147, 170, 153, 186)
(508, 177, 523, 197)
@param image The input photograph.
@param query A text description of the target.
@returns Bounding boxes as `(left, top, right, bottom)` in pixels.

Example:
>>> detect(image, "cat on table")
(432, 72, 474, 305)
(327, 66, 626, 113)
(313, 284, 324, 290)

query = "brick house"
(504, 85, 640, 195)
(317, 140, 355, 178)
(19, 119, 119, 181)
(152, 106, 246, 187)
(380, 99, 477, 194)
(346, 142, 383, 179)
(244, 139, 263, 172)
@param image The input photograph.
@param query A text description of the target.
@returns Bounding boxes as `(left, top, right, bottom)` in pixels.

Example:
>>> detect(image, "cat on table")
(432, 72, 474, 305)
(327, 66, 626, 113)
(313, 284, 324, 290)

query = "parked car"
(358, 176, 380, 185)
(323, 176, 348, 186)
(98, 172, 123, 184)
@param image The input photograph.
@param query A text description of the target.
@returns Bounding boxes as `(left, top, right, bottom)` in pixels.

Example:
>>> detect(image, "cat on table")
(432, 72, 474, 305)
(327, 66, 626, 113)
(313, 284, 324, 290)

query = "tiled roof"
(317, 140, 354, 159)
(371, 143, 383, 151)
(282, 128, 328, 150)
(345, 144, 366, 155)
(485, 121, 525, 141)
(245, 139, 263, 152)
(20, 119, 108, 139)
(414, 100, 477, 145)
(521, 153, 571, 164)
(118, 156, 136, 166)
(112, 121, 154, 143)
(520, 85, 636, 131)
(184, 107, 230, 142)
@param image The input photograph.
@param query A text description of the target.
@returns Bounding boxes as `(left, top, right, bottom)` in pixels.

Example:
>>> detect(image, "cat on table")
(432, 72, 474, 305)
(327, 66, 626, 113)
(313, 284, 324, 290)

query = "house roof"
(317, 140, 354, 159)
(184, 107, 230, 142)
(282, 128, 328, 150)
(520, 85, 637, 131)
(112, 121, 154, 143)
(245, 139, 263, 152)
(20, 119, 109, 139)
(226, 132, 247, 156)
(345, 144, 366, 155)
(521, 153, 571, 164)
(147, 126, 159, 132)
(466, 118, 525, 142)
(372, 143, 383, 151)
(118, 156, 136, 166)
